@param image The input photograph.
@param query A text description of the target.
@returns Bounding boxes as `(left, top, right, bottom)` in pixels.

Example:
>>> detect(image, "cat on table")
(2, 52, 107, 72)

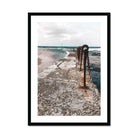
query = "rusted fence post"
(77, 47, 80, 62)
(80, 47, 83, 71)
(83, 49, 87, 87)
(82, 45, 89, 88)
(77, 46, 81, 66)
(77, 44, 90, 88)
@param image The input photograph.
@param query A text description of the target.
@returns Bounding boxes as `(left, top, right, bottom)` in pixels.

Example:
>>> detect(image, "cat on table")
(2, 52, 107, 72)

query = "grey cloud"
(38, 22, 100, 46)
(38, 22, 76, 36)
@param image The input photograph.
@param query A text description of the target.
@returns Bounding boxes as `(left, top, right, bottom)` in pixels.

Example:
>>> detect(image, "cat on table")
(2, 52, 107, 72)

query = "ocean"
(38, 46, 100, 49)
(38, 46, 101, 93)
(47, 48, 67, 61)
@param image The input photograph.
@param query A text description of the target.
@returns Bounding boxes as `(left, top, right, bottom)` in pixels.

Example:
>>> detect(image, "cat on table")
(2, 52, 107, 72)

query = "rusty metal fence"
(77, 45, 92, 89)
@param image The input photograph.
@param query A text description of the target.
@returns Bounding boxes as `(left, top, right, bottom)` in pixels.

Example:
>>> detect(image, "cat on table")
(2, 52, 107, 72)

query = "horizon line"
(38, 45, 101, 47)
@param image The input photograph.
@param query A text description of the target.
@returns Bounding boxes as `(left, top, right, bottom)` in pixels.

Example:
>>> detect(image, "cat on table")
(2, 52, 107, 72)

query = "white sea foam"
(38, 48, 71, 78)
(64, 50, 70, 59)
(89, 48, 101, 51)
(38, 49, 55, 73)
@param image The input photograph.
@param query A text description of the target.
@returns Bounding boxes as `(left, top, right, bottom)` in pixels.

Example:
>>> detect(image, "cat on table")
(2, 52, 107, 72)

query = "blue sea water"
(91, 70, 100, 93)
(47, 48, 67, 61)
(38, 46, 101, 93)
(38, 46, 100, 49)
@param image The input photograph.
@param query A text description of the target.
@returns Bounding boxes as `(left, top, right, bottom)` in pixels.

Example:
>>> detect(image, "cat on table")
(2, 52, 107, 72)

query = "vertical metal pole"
(84, 50, 87, 87)
(80, 47, 83, 71)
(77, 48, 79, 61)
(78, 47, 80, 63)
(77, 47, 81, 65)
(87, 51, 91, 76)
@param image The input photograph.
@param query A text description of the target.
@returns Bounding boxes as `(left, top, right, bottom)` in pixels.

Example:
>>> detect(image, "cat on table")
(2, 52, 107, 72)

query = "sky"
(38, 22, 100, 46)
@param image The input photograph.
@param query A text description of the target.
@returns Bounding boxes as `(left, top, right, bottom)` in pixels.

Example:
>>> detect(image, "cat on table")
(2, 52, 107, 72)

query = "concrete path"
(38, 52, 101, 116)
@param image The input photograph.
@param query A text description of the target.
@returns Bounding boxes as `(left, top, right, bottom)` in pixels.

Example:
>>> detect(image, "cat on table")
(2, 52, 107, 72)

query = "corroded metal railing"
(77, 44, 92, 89)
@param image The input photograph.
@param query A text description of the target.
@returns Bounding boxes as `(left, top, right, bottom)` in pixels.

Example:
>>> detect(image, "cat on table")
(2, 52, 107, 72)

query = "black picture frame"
(28, 12, 111, 126)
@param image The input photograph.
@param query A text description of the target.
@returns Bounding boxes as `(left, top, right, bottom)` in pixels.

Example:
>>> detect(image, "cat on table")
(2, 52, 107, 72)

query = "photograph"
(2, 0, 138, 137)
(28, 12, 110, 125)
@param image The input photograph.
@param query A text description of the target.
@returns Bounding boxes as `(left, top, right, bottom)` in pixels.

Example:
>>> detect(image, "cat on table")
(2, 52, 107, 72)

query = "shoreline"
(63, 50, 70, 58)
(38, 48, 100, 92)
(38, 49, 101, 116)
(38, 49, 72, 79)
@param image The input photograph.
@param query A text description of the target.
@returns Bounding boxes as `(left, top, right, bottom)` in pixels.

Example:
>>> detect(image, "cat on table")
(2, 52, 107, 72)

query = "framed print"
(28, 12, 111, 126)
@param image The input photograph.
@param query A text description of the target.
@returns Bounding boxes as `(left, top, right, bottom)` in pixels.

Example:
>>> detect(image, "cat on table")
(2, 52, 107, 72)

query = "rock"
(93, 67, 100, 72)
(90, 50, 101, 56)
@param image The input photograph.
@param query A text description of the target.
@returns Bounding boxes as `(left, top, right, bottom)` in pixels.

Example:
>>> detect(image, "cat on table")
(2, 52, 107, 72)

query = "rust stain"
(80, 77, 90, 83)
(80, 77, 84, 83)
(85, 93, 90, 97)
(77, 86, 89, 90)
(79, 68, 83, 71)
(76, 68, 83, 71)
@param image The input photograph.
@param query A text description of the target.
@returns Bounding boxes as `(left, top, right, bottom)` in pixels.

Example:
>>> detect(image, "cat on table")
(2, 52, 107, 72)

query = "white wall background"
(0, 0, 138, 138)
